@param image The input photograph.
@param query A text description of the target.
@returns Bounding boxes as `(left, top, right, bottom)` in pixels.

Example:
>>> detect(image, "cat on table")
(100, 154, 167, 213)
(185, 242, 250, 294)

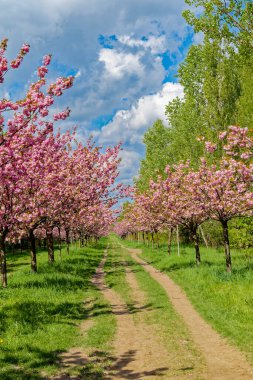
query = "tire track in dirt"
(123, 263, 206, 379)
(93, 250, 172, 379)
(127, 247, 253, 380)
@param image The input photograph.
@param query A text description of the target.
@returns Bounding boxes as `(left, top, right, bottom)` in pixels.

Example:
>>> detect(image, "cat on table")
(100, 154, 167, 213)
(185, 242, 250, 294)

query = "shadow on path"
(52, 349, 169, 380)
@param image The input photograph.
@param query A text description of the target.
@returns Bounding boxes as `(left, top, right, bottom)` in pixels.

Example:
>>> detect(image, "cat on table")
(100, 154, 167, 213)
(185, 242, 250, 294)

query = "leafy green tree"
(165, 0, 253, 168)
(183, 0, 253, 46)
(136, 119, 171, 191)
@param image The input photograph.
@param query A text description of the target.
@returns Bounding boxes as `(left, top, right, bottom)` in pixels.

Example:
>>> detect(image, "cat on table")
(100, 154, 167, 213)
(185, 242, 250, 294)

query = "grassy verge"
(0, 240, 115, 380)
(120, 237, 253, 364)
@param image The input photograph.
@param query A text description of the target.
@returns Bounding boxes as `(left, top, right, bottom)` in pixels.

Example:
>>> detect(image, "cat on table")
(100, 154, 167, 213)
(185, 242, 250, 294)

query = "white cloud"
(99, 82, 184, 144)
(193, 32, 204, 45)
(75, 70, 82, 78)
(99, 48, 144, 79)
(118, 34, 167, 54)
(119, 149, 142, 177)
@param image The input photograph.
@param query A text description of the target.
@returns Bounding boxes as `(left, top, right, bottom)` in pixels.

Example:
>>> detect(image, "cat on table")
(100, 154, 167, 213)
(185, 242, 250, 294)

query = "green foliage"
(136, 119, 171, 190)
(236, 56, 253, 129)
(164, 0, 253, 168)
(166, 96, 204, 167)
(200, 220, 223, 247)
(166, 38, 241, 164)
(183, 0, 253, 44)
(230, 217, 253, 249)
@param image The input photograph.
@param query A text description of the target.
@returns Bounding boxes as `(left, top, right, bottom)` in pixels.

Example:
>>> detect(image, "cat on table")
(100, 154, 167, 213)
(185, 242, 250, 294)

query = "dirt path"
(123, 264, 205, 379)
(93, 251, 174, 379)
(127, 247, 253, 380)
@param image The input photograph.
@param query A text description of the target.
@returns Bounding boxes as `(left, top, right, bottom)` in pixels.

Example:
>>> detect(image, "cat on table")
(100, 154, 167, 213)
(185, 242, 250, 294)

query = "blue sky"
(0, 0, 199, 185)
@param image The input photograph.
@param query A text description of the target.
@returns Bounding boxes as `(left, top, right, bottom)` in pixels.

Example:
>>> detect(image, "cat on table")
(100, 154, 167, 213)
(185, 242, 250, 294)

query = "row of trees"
(115, 1, 253, 271)
(115, 126, 253, 272)
(0, 40, 122, 287)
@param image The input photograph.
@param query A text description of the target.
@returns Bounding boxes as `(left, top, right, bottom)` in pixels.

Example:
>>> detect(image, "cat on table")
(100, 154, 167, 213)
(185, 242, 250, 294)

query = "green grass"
(0, 240, 116, 380)
(121, 238, 253, 364)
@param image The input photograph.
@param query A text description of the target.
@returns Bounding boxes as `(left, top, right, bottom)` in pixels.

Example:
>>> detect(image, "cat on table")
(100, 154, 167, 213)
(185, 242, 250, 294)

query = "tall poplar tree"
(165, 0, 253, 166)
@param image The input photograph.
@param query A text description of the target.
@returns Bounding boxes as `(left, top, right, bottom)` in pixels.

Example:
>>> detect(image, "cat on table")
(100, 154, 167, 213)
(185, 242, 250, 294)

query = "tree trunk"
(66, 229, 70, 255)
(156, 232, 160, 248)
(168, 228, 173, 255)
(0, 230, 8, 288)
(176, 225, 180, 256)
(29, 229, 37, 273)
(221, 220, 232, 273)
(58, 227, 62, 261)
(142, 231, 145, 245)
(46, 228, 54, 264)
(191, 227, 201, 266)
(146, 232, 149, 246)
(151, 232, 154, 248)
(199, 225, 208, 248)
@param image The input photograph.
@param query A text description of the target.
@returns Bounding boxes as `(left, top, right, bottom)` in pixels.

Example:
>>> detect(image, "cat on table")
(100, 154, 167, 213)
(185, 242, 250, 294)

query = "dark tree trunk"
(146, 232, 149, 246)
(29, 229, 37, 273)
(221, 219, 232, 273)
(151, 232, 154, 248)
(168, 228, 173, 256)
(156, 232, 160, 248)
(142, 232, 145, 245)
(58, 227, 62, 261)
(0, 229, 8, 287)
(46, 228, 54, 264)
(66, 229, 70, 255)
(191, 227, 201, 266)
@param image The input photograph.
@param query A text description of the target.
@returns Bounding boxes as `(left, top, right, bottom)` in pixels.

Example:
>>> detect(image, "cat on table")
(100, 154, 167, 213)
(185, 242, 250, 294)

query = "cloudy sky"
(0, 0, 198, 184)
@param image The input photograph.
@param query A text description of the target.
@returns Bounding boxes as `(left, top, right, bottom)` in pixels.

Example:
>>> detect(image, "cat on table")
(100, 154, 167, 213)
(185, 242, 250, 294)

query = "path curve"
(127, 247, 253, 380)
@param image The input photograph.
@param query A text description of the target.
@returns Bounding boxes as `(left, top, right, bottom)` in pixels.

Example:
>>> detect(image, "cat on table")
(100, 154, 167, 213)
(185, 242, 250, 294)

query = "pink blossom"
(205, 141, 217, 153)
(43, 54, 51, 66)
(219, 131, 227, 140)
